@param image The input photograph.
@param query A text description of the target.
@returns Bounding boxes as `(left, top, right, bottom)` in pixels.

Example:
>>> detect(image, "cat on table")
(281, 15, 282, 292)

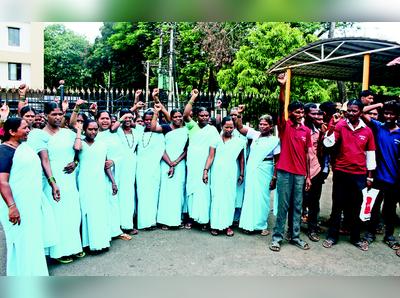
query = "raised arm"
(17, 84, 28, 117)
(151, 104, 164, 133)
(73, 123, 83, 151)
(60, 99, 69, 128)
(237, 104, 248, 136)
(89, 102, 98, 118)
(183, 89, 199, 123)
(202, 147, 216, 185)
(69, 99, 87, 128)
(277, 73, 287, 126)
(111, 112, 135, 132)
(134, 89, 143, 116)
(152, 88, 171, 123)
(0, 102, 10, 128)
(216, 99, 222, 126)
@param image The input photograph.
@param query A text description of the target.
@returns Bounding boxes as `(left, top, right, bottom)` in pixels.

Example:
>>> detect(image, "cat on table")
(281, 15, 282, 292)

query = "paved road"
(1, 176, 399, 276)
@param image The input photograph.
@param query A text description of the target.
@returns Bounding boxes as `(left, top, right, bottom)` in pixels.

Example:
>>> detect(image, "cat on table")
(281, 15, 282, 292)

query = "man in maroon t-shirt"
(322, 98, 376, 251)
(270, 73, 312, 252)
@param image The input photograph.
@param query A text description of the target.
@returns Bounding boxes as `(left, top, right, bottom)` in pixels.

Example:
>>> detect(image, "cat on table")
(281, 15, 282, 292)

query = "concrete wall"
(0, 22, 44, 89)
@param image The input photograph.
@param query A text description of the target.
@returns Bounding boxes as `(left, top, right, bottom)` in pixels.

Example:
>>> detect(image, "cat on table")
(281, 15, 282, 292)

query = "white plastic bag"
(359, 188, 380, 222)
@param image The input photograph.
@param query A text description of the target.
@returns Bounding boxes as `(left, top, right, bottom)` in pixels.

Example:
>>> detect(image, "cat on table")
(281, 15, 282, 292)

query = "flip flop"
(261, 229, 270, 236)
(211, 229, 218, 236)
(116, 233, 132, 241)
(352, 241, 368, 251)
(75, 252, 86, 258)
(322, 239, 335, 248)
(162, 225, 169, 231)
(269, 241, 280, 252)
(185, 223, 193, 229)
(289, 240, 310, 250)
(226, 228, 234, 237)
(55, 256, 73, 264)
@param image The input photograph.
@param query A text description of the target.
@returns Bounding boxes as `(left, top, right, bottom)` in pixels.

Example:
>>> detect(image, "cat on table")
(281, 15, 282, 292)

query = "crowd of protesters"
(0, 75, 399, 276)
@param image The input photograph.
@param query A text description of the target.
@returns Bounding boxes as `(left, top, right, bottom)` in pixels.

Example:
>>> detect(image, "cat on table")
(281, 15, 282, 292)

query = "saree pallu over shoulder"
(157, 127, 188, 227)
(239, 136, 280, 231)
(186, 124, 219, 224)
(78, 141, 111, 250)
(117, 127, 139, 230)
(0, 143, 48, 276)
(209, 137, 246, 230)
(42, 129, 82, 259)
(96, 130, 125, 237)
(26, 129, 58, 250)
(136, 131, 165, 229)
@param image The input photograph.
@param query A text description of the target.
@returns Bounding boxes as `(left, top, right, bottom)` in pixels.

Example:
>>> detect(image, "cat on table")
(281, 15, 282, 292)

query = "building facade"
(0, 22, 44, 90)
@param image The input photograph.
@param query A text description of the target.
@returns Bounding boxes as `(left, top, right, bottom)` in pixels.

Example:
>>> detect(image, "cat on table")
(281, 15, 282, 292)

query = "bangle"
(76, 138, 81, 140)
(175, 160, 179, 164)
(119, 119, 124, 123)
(48, 177, 56, 184)
(204, 168, 209, 172)
(188, 101, 195, 105)
(152, 116, 158, 120)
(272, 175, 277, 180)
(239, 174, 244, 177)
(73, 109, 79, 113)
(217, 109, 221, 114)
(7, 202, 15, 208)
(74, 160, 79, 166)
(237, 115, 242, 119)
(367, 177, 374, 182)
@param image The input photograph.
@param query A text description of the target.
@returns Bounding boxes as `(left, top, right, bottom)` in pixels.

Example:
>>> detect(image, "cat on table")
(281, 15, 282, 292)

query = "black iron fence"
(1, 86, 279, 124)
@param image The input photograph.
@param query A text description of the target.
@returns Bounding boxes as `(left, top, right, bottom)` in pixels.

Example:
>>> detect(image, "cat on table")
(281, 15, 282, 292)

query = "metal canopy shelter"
(267, 37, 400, 118)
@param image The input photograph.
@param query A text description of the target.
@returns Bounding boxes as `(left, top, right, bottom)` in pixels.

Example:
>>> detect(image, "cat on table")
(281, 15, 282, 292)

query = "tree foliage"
(44, 23, 90, 88)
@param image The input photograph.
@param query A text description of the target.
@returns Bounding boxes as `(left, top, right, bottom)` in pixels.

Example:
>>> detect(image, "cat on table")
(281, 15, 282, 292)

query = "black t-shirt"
(160, 124, 172, 135)
(0, 145, 16, 174)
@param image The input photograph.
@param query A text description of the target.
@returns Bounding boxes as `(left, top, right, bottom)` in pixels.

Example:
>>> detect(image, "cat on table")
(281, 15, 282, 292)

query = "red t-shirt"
(277, 118, 312, 176)
(332, 120, 376, 174)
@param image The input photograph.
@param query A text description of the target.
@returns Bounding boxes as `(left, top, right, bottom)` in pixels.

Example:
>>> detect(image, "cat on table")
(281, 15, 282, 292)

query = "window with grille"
(8, 27, 20, 46)
(8, 63, 21, 81)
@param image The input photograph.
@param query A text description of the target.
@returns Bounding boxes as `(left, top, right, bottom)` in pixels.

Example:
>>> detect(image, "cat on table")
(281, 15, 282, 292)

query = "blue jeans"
(273, 169, 305, 243)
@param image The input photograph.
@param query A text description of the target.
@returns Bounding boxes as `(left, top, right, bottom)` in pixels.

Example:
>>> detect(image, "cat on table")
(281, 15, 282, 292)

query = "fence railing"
(1, 86, 280, 124)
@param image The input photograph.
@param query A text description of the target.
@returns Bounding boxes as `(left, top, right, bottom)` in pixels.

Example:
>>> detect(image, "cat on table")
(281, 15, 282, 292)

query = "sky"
(46, 22, 400, 44)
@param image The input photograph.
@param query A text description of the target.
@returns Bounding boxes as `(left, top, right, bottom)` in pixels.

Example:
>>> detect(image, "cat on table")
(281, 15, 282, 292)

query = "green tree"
(44, 23, 90, 88)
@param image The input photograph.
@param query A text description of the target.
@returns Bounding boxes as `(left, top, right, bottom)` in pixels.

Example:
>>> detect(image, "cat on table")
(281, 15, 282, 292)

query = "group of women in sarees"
(0, 88, 280, 276)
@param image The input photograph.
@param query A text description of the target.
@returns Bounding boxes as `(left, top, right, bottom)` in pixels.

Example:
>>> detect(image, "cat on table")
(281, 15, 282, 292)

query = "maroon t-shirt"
(332, 120, 376, 174)
(277, 118, 312, 176)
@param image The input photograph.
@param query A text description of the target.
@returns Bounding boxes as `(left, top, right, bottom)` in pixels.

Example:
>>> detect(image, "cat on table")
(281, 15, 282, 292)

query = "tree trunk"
(337, 81, 348, 103)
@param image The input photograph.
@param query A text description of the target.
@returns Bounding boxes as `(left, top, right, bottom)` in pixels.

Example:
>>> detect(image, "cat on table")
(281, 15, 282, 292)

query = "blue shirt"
(369, 119, 400, 184)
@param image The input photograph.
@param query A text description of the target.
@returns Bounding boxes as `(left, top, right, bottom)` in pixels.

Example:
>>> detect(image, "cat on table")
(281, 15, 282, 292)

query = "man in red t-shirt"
(270, 73, 312, 252)
(322, 99, 376, 251)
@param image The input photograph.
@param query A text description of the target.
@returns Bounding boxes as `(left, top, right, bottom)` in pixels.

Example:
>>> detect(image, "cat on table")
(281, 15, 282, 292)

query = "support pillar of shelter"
(362, 53, 370, 91)
(284, 68, 291, 120)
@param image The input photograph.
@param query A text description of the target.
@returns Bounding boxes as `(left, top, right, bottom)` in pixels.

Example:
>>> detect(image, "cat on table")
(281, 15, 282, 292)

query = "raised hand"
(238, 104, 245, 114)
(331, 113, 342, 125)
(217, 100, 222, 109)
(89, 102, 98, 114)
(75, 99, 87, 108)
(152, 88, 159, 98)
(62, 99, 69, 114)
(0, 102, 10, 119)
(191, 89, 199, 98)
(277, 73, 287, 85)
(135, 89, 143, 97)
(154, 103, 162, 113)
(18, 83, 27, 97)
